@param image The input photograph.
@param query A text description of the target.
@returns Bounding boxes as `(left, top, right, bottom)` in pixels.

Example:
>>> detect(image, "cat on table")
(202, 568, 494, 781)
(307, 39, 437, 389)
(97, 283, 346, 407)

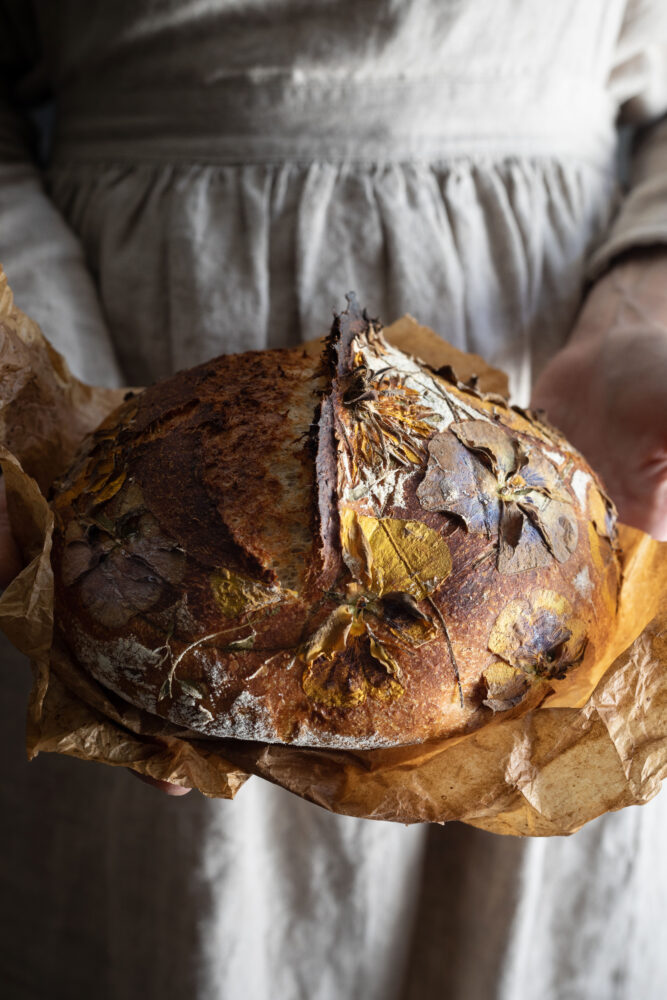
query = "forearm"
(572, 247, 667, 353)
(532, 247, 667, 539)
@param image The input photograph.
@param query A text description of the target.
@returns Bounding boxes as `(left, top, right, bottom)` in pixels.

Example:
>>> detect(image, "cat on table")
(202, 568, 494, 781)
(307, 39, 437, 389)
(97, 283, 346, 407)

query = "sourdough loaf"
(50, 297, 620, 748)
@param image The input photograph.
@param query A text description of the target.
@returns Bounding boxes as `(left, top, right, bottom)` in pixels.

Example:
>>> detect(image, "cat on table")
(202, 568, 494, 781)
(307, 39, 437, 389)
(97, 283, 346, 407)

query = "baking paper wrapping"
(1, 269, 665, 835)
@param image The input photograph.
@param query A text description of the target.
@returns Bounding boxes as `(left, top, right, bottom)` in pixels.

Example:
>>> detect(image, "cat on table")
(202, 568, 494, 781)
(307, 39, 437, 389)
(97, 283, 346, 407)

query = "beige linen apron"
(1, 1, 667, 997)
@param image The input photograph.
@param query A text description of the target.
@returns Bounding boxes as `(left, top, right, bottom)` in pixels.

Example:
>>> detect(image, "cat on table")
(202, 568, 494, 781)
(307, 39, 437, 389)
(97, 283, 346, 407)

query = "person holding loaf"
(0, 2, 666, 999)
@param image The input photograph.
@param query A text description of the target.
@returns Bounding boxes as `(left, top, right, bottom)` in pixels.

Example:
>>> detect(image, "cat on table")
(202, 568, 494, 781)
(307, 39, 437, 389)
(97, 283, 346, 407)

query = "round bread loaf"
(50, 297, 620, 748)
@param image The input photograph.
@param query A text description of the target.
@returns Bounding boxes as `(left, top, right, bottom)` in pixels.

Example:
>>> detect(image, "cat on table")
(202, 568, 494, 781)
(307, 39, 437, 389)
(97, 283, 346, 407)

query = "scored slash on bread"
(50, 295, 620, 748)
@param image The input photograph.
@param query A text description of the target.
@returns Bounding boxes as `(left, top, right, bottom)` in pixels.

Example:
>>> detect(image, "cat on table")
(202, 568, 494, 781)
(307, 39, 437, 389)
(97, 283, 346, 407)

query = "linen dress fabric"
(1, 1, 666, 997)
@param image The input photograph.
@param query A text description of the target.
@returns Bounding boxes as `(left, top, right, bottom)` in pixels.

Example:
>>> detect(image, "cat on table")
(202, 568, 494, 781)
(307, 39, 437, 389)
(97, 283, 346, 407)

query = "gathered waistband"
(53, 74, 617, 168)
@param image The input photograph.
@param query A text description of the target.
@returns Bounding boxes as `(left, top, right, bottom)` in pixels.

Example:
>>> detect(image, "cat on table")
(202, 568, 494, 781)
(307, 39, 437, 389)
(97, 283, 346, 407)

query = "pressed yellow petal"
(302, 657, 368, 708)
(587, 480, 615, 541)
(302, 635, 404, 709)
(365, 637, 405, 701)
(91, 469, 127, 506)
(481, 661, 530, 711)
(368, 635, 402, 678)
(488, 589, 586, 678)
(489, 589, 571, 659)
(482, 661, 524, 688)
(304, 605, 356, 662)
(210, 568, 282, 619)
(587, 521, 605, 576)
(339, 507, 374, 589)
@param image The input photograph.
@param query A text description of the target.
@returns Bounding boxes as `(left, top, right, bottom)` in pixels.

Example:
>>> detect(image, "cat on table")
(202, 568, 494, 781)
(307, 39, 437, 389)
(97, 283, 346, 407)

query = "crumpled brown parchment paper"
(1, 268, 665, 835)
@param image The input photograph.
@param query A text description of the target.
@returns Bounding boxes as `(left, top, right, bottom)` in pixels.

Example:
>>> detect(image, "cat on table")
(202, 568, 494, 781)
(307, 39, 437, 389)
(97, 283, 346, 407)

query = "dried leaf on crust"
(418, 418, 578, 573)
(123, 518, 185, 584)
(488, 589, 587, 679)
(110, 479, 146, 519)
(339, 509, 452, 599)
(517, 490, 578, 564)
(367, 631, 404, 686)
(78, 548, 168, 629)
(337, 508, 375, 589)
(417, 432, 498, 535)
(517, 448, 557, 491)
(451, 419, 518, 479)
(61, 485, 187, 627)
(60, 534, 111, 586)
(210, 568, 283, 620)
(326, 301, 447, 502)
(587, 479, 617, 543)
(90, 469, 127, 508)
(340, 365, 378, 407)
(498, 501, 551, 574)
(304, 604, 361, 663)
(481, 662, 530, 712)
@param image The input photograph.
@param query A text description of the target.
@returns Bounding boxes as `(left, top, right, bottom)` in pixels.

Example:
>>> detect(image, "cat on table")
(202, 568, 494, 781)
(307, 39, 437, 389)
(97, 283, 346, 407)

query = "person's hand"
(1, 478, 190, 795)
(531, 249, 667, 540)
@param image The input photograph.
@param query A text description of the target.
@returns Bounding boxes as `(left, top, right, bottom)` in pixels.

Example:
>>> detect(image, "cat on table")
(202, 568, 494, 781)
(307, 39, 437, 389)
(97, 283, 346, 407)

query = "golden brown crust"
(50, 298, 621, 748)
